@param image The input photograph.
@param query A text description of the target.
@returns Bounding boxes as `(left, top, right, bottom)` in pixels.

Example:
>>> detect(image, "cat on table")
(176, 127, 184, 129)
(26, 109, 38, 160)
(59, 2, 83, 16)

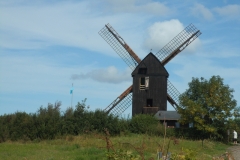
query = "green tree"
(61, 107, 75, 135)
(178, 75, 238, 139)
(234, 118, 240, 129)
(36, 101, 62, 139)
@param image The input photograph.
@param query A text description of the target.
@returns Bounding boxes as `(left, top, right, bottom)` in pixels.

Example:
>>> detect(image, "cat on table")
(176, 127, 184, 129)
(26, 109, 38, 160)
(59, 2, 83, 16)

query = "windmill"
(99, 23, 201, 116)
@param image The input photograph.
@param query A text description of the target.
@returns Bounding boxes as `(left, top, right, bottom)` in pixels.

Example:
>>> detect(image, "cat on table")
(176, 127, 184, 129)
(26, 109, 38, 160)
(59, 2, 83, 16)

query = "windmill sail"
(155, 24, 201, 66)
(104, 91, 132, 116)
(155, 24, 201, 109)
(99, 24, 141, 70)
(167, 80, 181, 110)
(99, 23, 201, 115)
(155, 24, 201, 110)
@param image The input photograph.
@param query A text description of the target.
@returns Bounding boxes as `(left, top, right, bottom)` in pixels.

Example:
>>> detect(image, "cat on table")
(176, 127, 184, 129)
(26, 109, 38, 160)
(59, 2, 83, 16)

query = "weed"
(66, 135, 74, 142)
(0, 134, 231, 160)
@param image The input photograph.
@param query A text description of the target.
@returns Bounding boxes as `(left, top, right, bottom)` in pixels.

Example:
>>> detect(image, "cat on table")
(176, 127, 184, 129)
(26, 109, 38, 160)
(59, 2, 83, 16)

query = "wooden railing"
(142, 107, 159, 114)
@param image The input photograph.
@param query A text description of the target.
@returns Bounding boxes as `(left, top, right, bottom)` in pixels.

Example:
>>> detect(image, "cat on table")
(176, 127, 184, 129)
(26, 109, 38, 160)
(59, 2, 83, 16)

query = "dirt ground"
(228, 144, 240, 160)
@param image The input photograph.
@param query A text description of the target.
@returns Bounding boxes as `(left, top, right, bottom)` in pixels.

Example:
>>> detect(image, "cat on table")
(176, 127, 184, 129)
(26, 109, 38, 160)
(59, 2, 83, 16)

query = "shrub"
(129, 114, 158, 134)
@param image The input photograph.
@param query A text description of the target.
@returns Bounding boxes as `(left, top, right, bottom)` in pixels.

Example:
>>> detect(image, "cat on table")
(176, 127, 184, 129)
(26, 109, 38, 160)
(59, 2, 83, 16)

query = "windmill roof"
(131, 52, 169, 77)
(154, 111, 180, 120)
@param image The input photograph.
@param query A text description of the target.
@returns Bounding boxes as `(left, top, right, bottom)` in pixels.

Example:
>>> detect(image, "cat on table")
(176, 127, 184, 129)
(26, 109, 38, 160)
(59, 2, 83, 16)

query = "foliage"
(129, 114, 158, 134)
(0, 99, 124, 141)
(171, 148, 197, 160)
(225, 118, 240, 143)
(234, 118, 240, 129)
(1, 93, 238, 143)
(178, 75, 238, 139)
(106, 149, 140, 160)
(36, 101, 62, 139)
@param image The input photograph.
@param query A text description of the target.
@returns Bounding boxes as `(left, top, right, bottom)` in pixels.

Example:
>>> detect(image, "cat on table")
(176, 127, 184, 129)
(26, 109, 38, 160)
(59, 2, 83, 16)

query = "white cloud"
(0, 1, 91, 48)
(143, 19, 201, 53)
(0, 1, 145, 56)
(71, 66, 131, 84)
(191, 3, 214, 20)
(144, 19, 184, 52)
(214, 4, 240, 18)
(138, 2, 170, 15)
(104, 0, 170, 15)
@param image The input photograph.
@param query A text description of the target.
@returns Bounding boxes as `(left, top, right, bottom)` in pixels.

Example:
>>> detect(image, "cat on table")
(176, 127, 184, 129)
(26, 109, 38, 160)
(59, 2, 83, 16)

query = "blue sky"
(0, 0, 240, 116)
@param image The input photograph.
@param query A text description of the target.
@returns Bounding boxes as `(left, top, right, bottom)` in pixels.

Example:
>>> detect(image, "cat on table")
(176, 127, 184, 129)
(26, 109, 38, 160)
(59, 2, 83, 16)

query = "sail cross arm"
(104, 24, 142, 64)
(104, 85, 133, 115)
(161, 30, 201, 66)
(155, 23, 202, 65)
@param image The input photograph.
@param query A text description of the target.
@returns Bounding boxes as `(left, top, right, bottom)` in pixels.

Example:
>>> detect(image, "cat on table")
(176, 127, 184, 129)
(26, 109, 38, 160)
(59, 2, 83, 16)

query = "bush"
(80, 109, 121, 135)
(61, 107, 75, 135)
(129, 114, 158, 134)
(35, 102, 62, 139)
(3, 98, 236, 142)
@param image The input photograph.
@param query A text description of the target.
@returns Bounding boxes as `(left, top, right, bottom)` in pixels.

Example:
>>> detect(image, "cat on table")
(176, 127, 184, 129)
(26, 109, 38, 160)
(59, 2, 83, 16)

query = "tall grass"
(0, 134, 230, 160)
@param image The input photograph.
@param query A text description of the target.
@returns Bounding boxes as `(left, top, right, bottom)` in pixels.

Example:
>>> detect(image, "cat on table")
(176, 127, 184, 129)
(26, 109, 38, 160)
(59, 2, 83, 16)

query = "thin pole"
(71, 83, 73, 108)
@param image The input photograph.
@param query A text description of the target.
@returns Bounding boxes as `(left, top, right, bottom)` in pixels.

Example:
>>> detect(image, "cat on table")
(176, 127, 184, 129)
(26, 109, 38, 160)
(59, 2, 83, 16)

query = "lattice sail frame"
(99, 24, 139, 70)
(105, 92, 132, 116)
(167, 80, 181, 110)
(155, 24, 201, 64)
(99, 23, 201, 115)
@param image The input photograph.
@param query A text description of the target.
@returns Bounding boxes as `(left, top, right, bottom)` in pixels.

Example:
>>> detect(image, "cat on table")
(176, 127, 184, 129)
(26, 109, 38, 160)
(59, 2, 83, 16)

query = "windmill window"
(147, 99, 153, 107)
(139, 77, 149, 90)
(140, 77, 145, 90)
(145, 77, 149, 89)
(138, 68, 147, 74)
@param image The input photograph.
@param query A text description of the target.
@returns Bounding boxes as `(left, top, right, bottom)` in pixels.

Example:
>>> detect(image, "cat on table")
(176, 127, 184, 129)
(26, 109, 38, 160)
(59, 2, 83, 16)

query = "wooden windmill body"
(132, 53, 168, 115)
(99, 23, 201, 116)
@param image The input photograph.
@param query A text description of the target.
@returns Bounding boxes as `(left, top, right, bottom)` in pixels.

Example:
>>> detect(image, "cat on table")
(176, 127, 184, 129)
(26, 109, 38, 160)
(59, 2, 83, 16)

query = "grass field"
(0, 134, 230, 160)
